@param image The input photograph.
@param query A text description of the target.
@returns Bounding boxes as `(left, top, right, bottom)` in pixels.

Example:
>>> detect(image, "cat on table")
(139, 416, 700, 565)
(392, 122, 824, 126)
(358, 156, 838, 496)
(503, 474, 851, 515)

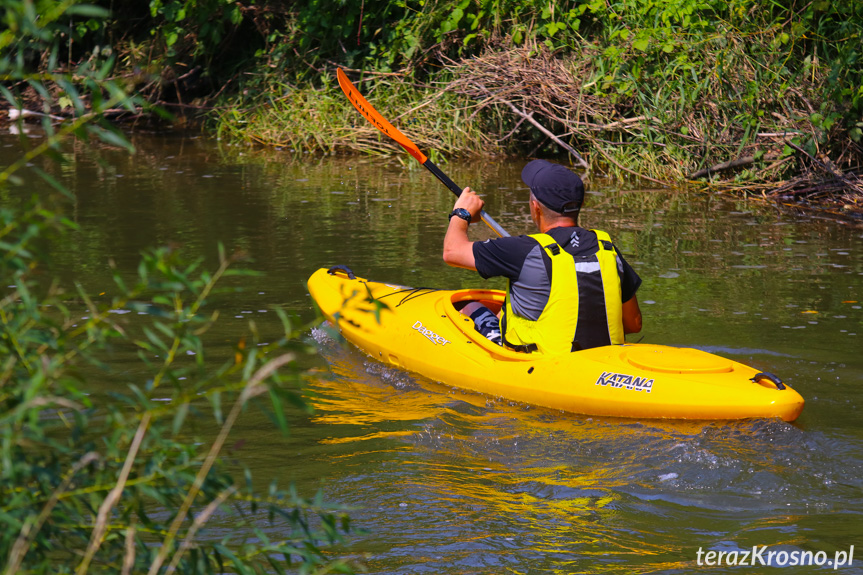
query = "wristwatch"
(448, 208, 472, 223)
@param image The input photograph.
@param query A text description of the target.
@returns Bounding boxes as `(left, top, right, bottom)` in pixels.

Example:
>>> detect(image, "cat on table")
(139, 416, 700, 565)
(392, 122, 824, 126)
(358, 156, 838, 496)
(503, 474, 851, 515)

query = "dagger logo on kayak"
(595, 371, 654, 393)
(412, 320, 451, 346)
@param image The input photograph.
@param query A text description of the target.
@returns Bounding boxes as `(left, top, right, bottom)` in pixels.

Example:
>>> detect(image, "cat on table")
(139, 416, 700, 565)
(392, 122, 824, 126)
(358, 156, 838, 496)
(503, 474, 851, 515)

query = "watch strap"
(449, 208, 471, 223)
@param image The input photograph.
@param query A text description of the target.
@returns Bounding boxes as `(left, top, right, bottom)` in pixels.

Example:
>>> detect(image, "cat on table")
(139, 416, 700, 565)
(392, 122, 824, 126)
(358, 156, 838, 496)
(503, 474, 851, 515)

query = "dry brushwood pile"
(441, 45, 863, 217)
(444, 46, 644, 178)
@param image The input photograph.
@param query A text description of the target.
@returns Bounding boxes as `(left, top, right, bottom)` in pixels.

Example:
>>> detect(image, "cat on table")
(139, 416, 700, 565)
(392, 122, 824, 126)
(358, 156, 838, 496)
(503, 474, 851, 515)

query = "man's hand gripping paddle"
(336, 68, 510, 238)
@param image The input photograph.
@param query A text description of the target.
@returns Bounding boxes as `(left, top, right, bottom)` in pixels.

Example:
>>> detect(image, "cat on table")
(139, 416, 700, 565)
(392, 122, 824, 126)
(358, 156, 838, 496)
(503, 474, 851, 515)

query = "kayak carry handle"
(327, 265, 356, 280)
(750, 372, 786, 390)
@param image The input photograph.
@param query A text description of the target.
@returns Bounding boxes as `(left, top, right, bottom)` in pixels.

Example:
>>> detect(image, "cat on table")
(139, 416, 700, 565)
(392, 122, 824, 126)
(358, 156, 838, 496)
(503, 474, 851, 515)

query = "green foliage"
(1, 1, 141, 160)
(0, 196, 354, 573)
(1, 2, 356, 573)
(795, 0, 863, 114)
(571, 0, 862, 133)
(278, 0, 584, 71)
(229, 0, 589, 79)
(147, 0, 243, 61)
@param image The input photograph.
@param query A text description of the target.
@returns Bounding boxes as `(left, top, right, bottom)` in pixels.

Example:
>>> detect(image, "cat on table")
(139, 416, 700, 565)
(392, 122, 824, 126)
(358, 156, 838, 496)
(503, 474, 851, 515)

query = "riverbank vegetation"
(2, 3, 356, 573)
(4, 0, 861, 216)
(3, 1, 862, 215)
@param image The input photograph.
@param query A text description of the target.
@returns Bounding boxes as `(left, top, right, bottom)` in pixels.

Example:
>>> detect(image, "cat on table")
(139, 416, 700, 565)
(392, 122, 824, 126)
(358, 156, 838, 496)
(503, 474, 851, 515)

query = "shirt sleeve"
(472, 236, 534, 280)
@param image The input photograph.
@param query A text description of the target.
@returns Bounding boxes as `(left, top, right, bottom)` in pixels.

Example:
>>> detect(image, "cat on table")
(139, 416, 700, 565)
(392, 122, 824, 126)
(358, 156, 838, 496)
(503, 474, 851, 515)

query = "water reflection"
(307, 326, 863, 573)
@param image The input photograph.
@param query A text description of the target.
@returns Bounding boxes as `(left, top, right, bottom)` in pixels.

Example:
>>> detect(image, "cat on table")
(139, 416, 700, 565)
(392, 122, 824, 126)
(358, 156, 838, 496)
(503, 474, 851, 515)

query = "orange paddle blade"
(337, 68, 428, 164)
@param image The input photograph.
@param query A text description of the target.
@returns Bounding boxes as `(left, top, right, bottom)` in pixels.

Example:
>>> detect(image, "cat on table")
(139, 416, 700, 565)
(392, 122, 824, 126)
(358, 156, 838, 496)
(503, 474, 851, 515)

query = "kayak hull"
(308, 267, 805, 422)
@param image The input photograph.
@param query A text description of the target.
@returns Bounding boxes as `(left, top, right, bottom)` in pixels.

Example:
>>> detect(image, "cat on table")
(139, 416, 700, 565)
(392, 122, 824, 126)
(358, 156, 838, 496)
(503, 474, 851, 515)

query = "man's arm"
(622, 294, 642, 334)
(442, 187, 484, 270)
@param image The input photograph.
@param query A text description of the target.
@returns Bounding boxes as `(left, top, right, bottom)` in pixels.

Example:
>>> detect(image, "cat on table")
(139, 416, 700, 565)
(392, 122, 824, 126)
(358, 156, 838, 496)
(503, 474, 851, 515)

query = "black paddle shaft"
(423, 159, 510, 238)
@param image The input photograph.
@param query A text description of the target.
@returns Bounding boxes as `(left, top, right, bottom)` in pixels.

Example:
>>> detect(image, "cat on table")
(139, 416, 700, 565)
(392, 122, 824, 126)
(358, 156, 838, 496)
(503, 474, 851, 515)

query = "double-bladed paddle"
(336, 68, 510, 238)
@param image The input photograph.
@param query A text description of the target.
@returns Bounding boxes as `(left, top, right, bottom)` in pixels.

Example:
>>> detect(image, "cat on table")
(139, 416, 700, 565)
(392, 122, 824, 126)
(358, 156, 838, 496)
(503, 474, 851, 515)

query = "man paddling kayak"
(443, 159, 643, 354)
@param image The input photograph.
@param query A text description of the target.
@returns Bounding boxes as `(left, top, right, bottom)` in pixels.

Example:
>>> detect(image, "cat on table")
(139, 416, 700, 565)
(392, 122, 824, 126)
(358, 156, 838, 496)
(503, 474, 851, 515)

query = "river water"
(4, 130, 863, 573)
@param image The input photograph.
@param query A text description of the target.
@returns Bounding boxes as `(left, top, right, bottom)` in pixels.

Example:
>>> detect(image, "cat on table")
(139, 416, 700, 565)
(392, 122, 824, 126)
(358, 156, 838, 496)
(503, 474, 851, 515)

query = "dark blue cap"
(521, 159, 584, 214)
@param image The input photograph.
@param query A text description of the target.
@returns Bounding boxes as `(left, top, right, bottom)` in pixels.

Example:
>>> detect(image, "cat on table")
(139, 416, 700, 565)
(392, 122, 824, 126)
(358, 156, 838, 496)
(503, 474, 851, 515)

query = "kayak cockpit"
(441, 289, 533, 361)
(448, 289, 506, 316)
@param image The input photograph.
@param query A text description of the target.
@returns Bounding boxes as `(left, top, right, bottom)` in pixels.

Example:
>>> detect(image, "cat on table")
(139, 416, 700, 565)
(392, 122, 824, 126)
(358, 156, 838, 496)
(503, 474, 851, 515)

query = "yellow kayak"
(308, 266, 805, 422)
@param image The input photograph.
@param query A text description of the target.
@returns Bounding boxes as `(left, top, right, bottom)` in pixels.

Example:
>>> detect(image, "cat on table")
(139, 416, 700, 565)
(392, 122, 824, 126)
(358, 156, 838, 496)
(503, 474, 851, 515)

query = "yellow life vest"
(501, 229, 624, 354)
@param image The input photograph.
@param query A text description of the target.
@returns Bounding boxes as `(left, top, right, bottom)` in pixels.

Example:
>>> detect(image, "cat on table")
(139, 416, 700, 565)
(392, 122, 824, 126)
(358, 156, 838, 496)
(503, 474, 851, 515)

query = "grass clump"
(213, 70, 497, 160)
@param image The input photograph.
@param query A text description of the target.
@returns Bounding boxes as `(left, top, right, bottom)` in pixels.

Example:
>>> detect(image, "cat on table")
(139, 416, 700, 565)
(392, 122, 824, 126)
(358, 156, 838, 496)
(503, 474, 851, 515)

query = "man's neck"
(538, 217, 578, 233)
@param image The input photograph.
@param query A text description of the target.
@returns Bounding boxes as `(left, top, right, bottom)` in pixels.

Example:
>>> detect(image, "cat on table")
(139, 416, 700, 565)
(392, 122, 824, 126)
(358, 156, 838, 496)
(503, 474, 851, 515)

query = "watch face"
(451, 208, 470, 222)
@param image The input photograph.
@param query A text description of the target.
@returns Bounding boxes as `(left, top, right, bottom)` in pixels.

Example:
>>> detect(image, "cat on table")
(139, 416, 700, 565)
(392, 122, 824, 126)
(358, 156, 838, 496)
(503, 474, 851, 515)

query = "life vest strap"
(504, 338, 539, 353)
(500, 307, 538, 352)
